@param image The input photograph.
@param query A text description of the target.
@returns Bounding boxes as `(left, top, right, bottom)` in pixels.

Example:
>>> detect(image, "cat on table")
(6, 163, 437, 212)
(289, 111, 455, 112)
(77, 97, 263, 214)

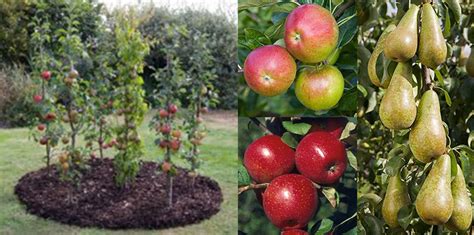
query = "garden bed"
(14, 158, 223, 229)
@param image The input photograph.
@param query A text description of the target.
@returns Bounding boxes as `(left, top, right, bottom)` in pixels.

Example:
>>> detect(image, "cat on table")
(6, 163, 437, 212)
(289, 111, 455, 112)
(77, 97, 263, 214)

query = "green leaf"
(311, 218, 334, 235)
(238, 163, 252, 186)
(347, 150, 358, 171)
(322, 187, 339, 208)
(397, 204, 415, 230)
(445, 0, 461, 23)
(281, 132, 298, 148)
(238, 0, 278, 11)
(270, 2, 298, 13)
(282, 121, 311, 135)
(385, 145, 409, 176)
(443, 5, 451, 38)
(453, 145, 474, 158)
(448, 149, 458, 178)
(360, 214, 384, 235)
(336, 6, 357, 48)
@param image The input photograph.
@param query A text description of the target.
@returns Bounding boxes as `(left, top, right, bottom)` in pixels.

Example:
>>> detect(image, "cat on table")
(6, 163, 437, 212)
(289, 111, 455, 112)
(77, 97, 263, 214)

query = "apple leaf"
(282, 121, 311, 135)
(238, 164, 252, 186)
(336, 5, 357, 48)
(310, 218, 334, 235)
(340, 117, 356, 140)
(322, 187, 339, 208)
(238, 0, 278, 11)
(347, 150, 358, 171)
(281, 132, 298, 148)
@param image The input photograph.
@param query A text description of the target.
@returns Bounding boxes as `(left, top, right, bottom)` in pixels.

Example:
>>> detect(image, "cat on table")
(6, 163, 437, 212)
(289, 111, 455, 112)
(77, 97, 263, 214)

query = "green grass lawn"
(0, 111, 238, 235)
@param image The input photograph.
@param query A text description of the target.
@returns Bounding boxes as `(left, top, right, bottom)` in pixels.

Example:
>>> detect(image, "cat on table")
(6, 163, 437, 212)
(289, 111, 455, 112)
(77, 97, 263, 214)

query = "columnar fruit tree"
(183, 33, 218, 185)
(150, 22, 186, 206)
(112, 13, 150, 187)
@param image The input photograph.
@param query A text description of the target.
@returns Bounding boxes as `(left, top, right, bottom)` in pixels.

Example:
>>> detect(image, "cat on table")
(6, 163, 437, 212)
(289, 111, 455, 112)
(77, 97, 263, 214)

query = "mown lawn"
(0, 111, 237, 235)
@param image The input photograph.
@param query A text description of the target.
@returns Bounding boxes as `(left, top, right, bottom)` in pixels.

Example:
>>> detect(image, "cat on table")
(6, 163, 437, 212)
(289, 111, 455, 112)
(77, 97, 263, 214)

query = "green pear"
(446, 164, 472, 232)
(415, 154, 453, 225)
(466, 46, 474, 77)
(379, 62, 417, 129)
(419, 3, 447, 69)
(383, 4, 419, 62)
(382, 171, 411, 228)
(409, 90, 446, 163)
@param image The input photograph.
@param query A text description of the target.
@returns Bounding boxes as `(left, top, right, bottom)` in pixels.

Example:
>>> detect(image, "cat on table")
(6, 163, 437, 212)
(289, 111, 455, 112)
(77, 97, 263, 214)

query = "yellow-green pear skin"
(446, 164, 473, 232)
(383, 4, 419, 62)
(419, 3, 447, 69)
(466, 47, 474, 77)
(409, 90, 446, 163)
(415, 154, 453, 225)
(379, 62, 417, 129)
(382, 172, 411, 228)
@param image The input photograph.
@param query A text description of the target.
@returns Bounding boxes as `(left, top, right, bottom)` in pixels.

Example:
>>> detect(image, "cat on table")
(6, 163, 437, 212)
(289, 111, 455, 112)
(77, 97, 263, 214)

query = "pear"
(446, 164, 472, 232)
(379, 62, 417, 129)
(415, 154, 453, 225)
(383, 4, 419, 62)
(466, 46, 474, 77)
(382, 171, 411, 228)
(419, 3, 447, 69)
(409, 90, 446, 163)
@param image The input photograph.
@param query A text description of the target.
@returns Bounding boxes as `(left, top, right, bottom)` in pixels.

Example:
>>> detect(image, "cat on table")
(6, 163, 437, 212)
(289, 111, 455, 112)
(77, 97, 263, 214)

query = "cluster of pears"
(379, 3, 472, 232)
(383, 155, 472, 232)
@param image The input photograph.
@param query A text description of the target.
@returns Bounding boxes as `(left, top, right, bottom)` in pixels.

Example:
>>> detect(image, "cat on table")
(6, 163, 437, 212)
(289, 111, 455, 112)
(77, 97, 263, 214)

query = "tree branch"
(238, 183, 269, 195)
(422, 65, 433, 90)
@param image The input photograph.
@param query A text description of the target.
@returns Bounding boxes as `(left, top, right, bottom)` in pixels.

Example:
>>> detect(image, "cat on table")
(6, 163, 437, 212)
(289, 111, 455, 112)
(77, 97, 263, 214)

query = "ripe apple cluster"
(156, 104, 181, 154)
(243, 118, 348, 232)
(243, 4, 344, 111)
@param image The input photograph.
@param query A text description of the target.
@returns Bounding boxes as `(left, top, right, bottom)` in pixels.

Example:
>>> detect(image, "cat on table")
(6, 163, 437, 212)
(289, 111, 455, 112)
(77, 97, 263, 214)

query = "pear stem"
(422, 65, 433, 90)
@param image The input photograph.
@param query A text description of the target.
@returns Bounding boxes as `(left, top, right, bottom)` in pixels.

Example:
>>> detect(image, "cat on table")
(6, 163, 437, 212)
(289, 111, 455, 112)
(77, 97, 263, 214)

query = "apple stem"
(250, 118, 271, 134)
(238, 183, 269, 195)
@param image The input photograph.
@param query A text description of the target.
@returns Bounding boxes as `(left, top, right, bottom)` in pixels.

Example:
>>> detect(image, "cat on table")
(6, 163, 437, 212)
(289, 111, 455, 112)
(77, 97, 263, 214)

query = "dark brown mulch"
(14, 158, 223, 229)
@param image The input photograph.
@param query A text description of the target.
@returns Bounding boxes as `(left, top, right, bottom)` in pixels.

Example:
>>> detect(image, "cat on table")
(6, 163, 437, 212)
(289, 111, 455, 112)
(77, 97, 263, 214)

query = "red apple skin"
(33, 95, 43, 103)
(281, 229, 309, 235)
(159, 109, 169, 118)
(37, 124, 46, 131)
(244, 45, 297, 97)
(160, 124, 171, 134)
(295, 65, 344, 111)
(295, 132, 347, 185)
(284, 4, 338, 63)
(244, 135, 295, 183)
(41, 70, 51, 81)
(263, 174, 318, 230)
(168, 104, 178, 114)
(309, 117, 347, 139)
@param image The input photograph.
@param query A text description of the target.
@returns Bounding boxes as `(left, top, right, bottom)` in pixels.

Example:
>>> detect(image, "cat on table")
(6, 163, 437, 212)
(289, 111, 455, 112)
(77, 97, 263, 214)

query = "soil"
(14, 158, 223, 229)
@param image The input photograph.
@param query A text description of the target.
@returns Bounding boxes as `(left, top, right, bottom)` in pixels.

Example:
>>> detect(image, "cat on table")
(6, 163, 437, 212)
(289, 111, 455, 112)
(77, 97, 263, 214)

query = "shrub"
(0, 64, 38, 127)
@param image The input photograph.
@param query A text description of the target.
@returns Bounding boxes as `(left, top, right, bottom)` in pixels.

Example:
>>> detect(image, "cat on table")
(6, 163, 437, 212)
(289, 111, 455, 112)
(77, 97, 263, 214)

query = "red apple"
(162, 161, 172, 172)
(44, 112, 56, 121)
(295, 65, 344, 111)
(41, 70, 51, 81)
(170, 139, 180, 150)
(263, 174, 318, 229)
(39, 136, 49, 145)
(160, 124, 171, 134)
(281, 229, 309, 235)
(33, 94, 43, 103)
(159, 140, 169, 149)
(244, 134, 295, 183)
(244, 45, 297, 97)
(309, 117, 347, 139)
(284, 4, 338, 63)
(159, 109, 169, 118)
(168, 104, 178, 114)
(37, 123, 46, 131)
(171, 130, 181, 139)
(295, 132, 347, 185)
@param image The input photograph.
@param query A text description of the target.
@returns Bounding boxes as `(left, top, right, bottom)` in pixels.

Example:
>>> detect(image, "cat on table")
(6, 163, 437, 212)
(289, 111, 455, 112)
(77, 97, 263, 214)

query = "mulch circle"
(14, 158, 223, 229)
